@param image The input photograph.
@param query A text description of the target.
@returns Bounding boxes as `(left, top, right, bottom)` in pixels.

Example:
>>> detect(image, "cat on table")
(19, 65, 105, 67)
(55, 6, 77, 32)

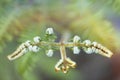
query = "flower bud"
(33, 36, 41, 43)
(46, 49, 54, 57)
(24, 40, 31, 47)
(73, 46, 80, 54)
(73, 35, 80, 43)
(32, 46, 40, 52)
(46, 28, 54, 35)
(83, 40, 91, 46)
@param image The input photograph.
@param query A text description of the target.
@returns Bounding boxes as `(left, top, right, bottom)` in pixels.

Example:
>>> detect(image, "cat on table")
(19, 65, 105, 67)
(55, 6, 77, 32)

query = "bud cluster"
(7, 27, 113, 73)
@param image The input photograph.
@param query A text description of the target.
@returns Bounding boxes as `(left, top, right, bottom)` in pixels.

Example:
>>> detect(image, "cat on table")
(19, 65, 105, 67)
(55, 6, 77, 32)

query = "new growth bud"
(73, 46, 80, 54)
(33, 36, 41, 43)
(73, 35, 80, 43)
(46, 49, 54, 57)
(46, 28, 54, 35)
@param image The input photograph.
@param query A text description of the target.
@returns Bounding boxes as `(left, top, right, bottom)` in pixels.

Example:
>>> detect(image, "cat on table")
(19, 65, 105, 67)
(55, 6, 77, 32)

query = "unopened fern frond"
(8, 28, 114, 74)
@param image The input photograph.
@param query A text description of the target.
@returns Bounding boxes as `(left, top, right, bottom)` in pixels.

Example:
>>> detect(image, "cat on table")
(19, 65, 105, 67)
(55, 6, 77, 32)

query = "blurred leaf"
(90, 0, 120, 14)
(69, 10, 120, 53)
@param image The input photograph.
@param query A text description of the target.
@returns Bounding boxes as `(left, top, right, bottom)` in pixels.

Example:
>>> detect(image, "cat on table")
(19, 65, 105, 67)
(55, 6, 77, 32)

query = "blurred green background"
(0, 0, 120, 80)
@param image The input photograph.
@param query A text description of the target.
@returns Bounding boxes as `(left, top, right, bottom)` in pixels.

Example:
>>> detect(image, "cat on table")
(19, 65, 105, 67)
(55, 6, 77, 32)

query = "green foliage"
(90, 0, 120, 14)
(0, 9, 22, 52)
(69, 11, 119, 52)
(0, 0, 120, 80)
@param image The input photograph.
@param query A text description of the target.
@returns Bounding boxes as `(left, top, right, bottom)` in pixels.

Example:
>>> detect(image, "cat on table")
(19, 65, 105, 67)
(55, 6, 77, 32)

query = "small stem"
(33, 41, 113, 58)
(33, 41, 84, 47)
(60, 42, 67, 60)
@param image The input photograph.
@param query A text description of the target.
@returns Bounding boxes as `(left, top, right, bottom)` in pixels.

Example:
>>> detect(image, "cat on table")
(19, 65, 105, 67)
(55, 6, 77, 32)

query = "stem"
(60, 42, 67, 60)
(34, 41, 84, 47)
(33, 41, 113, 58)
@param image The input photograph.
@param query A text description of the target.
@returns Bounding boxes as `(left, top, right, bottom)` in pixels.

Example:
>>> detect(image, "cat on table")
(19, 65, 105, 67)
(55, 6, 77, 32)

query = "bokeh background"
(0, 0, 120, 80)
